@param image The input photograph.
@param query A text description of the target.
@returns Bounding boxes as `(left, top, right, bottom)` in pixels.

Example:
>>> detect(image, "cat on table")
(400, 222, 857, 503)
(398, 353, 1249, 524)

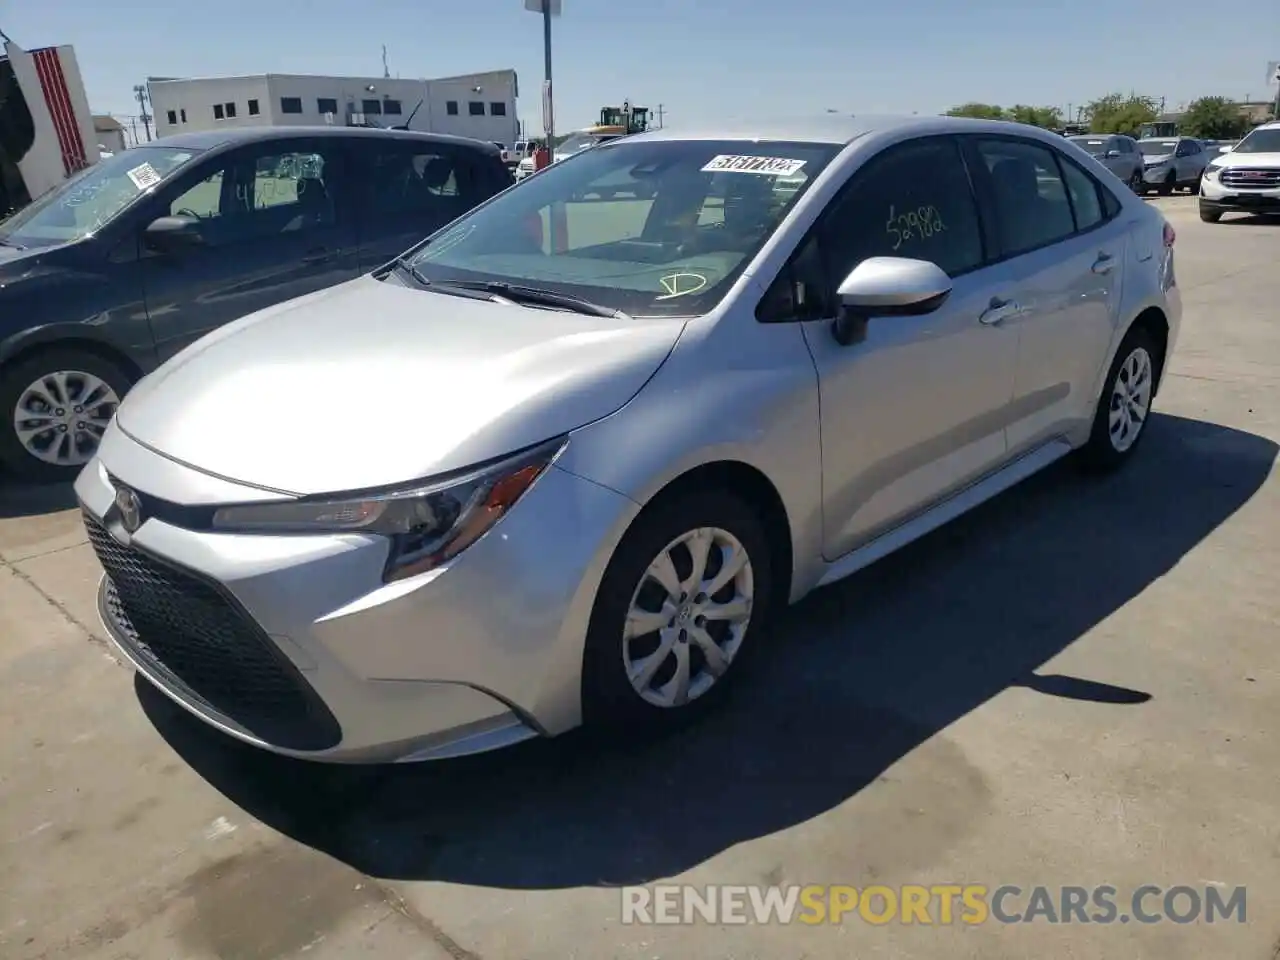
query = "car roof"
(139, 125, 501, 155)
(621, 114, 1070, 146)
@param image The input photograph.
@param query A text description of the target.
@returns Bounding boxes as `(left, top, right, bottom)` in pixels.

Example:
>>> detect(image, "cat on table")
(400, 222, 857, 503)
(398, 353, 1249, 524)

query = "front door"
(795, 135, 1019, 559)
(139, 138, 361, 361)
(967, 136, 1126, 455)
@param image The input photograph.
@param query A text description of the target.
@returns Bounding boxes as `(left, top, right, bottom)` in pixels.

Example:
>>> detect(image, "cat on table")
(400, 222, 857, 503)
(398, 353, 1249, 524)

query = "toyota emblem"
(114, 486, 143, 533)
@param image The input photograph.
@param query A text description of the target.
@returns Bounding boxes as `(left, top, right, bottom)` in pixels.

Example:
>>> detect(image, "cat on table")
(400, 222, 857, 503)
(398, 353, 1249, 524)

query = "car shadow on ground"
(0, 478, 78, 518)
(140, 412, 1277, 889)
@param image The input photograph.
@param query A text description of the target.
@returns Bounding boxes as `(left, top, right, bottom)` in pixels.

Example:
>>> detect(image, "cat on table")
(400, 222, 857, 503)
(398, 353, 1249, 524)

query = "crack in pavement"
(0, 553, 109, 650)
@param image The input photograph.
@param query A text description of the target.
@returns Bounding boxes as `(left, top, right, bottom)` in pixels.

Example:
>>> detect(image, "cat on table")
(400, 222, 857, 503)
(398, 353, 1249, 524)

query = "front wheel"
(581, 490, 774, 733)
(0, 348, 132, 483)
(1078, 326, 1159, 472)
(1157, 172, 1175, 196)
(1199, 204, 1223, 223)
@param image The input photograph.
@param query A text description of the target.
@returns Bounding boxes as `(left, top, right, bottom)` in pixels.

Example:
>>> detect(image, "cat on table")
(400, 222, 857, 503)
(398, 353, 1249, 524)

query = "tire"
(581, 489, 774, 734)
(1127, 169, 1144, 192)
(1078, 325, 1160, 472)
(1157, 172, 1175, 196)
(0, 348, 133, 483)
(1199, 204, 1222, 223)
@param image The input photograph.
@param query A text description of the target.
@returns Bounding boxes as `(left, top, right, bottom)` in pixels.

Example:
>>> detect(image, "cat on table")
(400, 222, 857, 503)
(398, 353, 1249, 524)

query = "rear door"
(351, 139, 504, 269)
(140, 137, 360, 360)
(966, 135, 1127, 456)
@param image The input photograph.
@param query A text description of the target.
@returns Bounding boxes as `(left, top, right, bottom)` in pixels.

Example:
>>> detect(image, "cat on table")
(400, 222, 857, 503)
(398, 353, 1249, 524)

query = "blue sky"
(4, 0, 1276, 133)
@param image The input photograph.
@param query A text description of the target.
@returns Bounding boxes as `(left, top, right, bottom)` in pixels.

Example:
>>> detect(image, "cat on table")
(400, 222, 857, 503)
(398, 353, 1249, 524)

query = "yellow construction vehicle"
(586, 101, 650, 137)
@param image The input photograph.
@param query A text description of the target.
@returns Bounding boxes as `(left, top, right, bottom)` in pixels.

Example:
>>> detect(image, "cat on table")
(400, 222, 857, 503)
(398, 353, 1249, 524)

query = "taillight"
(1163, 222, 1176, 247)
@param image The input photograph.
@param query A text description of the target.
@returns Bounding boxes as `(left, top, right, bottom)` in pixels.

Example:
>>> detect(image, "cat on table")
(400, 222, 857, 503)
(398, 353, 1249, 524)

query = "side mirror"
(144, 215, 205, 252)
(1218, 145, 1232, 154)
(832, 257, 952, 346)
(1104, 150, 1120, 159)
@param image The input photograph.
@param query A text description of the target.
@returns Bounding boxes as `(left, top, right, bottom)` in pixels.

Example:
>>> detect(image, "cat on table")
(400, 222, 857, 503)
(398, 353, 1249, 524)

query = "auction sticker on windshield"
(126, 163, 163, 191)
(701, 155, 807, 176)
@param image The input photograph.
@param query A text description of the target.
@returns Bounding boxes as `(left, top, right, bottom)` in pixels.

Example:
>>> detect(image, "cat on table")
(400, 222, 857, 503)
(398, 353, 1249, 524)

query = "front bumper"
(1141, 165, 1176, 185)
(75, 426, 639, 763)
(1199, 176, 1280, 212)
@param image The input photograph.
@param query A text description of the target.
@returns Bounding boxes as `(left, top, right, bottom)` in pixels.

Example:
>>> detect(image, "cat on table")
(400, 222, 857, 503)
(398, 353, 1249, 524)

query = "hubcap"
(12, 370, 120, 467)
(622, 526, 754, 708)
(1108, 347, 1153, 453)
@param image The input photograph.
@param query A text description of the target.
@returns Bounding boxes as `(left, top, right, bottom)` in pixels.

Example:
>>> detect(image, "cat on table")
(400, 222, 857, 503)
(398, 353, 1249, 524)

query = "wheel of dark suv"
(1127, 168, 1144, 192)
(1078, 325, 1160, 472)
(1157, 171, 1176, 196)
(1199, 204, 1223, 223)
(0, 348, 132, 483)
(581, 489, 774, 733)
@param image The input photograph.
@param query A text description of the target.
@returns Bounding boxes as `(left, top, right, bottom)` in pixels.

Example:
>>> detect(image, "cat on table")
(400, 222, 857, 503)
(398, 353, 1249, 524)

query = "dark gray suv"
(0, 126, 512, 481)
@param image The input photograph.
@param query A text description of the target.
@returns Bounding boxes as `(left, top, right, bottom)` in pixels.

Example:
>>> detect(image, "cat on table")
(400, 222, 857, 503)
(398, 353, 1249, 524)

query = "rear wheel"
(1078, 325, 1159, 472)
(581, 490, 774, 733)
(0, 348, 132, 483)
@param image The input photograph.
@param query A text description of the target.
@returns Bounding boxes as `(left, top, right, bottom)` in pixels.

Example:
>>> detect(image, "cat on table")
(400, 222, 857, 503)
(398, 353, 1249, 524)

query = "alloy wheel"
(622, 526, 754, 708)
(11, 370, 120, 468)
(1108, 347, 1153, 453)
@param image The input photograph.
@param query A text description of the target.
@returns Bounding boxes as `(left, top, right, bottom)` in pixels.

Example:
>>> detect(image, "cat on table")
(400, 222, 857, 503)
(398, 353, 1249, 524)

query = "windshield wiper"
(0, 237, 24, 249)
(442, 280, 630, 319)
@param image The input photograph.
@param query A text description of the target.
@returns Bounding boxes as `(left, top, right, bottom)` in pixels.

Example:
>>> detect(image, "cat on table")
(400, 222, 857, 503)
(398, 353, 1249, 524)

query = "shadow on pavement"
(0, 478, 78, 518)
(141, 412, 1277, 889)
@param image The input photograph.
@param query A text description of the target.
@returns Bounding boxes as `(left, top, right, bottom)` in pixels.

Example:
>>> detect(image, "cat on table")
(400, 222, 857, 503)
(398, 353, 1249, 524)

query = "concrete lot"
(1, 195, 1278, 960)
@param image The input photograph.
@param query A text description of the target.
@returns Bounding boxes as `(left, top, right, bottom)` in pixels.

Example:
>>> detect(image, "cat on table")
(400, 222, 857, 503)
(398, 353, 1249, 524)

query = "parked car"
(515, 131, 623, 180)
(1137, 136, 1210, 194)
(1198, 121, 1280, 222)
(1067, 134, 1143, 190)
(77, 115, 1180, 763)
(0, 126, 512, 481)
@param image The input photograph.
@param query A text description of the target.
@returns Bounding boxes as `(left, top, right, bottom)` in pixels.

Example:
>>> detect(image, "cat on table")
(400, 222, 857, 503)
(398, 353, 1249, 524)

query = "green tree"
(1086, 93, 1159, 137)
(1006, 104, 1063, 129)
(945, 103, 1006, 121)
(1179, 96, 1248, 140)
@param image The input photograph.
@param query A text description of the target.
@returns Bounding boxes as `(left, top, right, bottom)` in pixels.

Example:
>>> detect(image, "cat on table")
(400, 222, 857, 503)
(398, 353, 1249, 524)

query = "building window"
(225, 102, 237, 118)
(317, 97, 338, 115)
(180, 108, 187, 123)
(383, 99, 402, 115)
(489, 102, 506, 117)
(166, 109, 177, 125)
(280, 97, 303, 114)
(446, 100, 459, 116)
(213, 103, 224, 120)
(468, 101, 485, 116)
(248, 99, 260, 115)
(361, 99, 383, 115)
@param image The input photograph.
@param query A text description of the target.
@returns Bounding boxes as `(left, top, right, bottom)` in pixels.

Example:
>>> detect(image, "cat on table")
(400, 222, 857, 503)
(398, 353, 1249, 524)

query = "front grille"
(84, 511, 341, 751)
(1220, 167, 1280, 189)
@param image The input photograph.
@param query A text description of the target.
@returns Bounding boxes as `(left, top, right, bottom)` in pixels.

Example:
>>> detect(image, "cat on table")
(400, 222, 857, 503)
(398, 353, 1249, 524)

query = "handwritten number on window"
(886, 204, 946, 251)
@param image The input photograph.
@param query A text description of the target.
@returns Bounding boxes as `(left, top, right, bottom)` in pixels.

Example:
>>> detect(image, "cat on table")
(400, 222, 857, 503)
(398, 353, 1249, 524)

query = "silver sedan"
(77, 115, 1182, 763)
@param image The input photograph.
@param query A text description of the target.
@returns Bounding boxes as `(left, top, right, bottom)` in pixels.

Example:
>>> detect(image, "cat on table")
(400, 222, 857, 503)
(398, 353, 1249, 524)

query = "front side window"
(405, 139, 839, 317)
(820, 137, 984, 279)
(0, 146, 200, 247)
(1233, 127, 1280, 153)
(974, 138, 1075, 256)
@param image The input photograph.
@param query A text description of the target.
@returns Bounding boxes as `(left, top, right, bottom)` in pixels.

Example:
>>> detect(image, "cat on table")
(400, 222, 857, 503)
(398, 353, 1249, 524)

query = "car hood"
(116, 275, 685, 495)
(1216, 151, 1280, 167)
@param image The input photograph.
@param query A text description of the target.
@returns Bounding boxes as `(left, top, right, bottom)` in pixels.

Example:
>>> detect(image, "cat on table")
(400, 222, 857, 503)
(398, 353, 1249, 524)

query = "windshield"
(1232, 128, 1280, 154)
(1139, 140, 1178, 156)
(0, 146, 199, 247)
(1070, 137, 1110, 156)
(405, 138, 839, 317)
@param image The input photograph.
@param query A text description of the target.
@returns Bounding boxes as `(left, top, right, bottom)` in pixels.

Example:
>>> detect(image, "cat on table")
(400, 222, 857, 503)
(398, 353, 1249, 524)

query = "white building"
(147, 70, 519, 145)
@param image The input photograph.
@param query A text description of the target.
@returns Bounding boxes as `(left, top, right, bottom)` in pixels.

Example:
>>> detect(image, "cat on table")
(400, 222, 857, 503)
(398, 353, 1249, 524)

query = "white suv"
(1199, 121, 1280, 222)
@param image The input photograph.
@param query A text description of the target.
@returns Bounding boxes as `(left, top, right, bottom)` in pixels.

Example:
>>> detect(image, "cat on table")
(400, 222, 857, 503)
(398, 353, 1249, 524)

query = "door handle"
(302, 248, 333, 266)
(979, 297, 1022, 326)
(1091, 252, 1115, 275)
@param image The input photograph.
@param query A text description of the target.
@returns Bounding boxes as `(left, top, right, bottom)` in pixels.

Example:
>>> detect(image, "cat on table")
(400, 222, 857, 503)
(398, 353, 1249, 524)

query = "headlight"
(1204, 163, 1222, 176)
(211, 437, 566, 581)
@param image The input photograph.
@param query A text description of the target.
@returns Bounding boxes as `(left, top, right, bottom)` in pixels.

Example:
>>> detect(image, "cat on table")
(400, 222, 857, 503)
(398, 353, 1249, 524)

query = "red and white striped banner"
(31, 46, 88, 177)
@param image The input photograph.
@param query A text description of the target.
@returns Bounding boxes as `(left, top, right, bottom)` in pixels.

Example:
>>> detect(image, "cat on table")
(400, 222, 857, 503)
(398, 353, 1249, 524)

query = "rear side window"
(363, 143, 488, 219)
(1059, 158, 1103, 231)
(973, 138, 1075, 256)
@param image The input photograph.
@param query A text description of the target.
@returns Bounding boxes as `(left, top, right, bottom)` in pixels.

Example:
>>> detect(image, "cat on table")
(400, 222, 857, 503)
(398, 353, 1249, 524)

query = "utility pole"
(133, 84, 152, 141)
(656, 104, 665, 128)
(382, 45, 390, 79)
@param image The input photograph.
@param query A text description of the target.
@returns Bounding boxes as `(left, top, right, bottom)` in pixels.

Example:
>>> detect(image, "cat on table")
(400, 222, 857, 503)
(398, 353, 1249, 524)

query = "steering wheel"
(173, 208, 205, 221)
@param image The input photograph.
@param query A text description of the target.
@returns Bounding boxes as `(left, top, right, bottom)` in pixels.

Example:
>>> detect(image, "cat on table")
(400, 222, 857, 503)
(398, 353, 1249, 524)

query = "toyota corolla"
(77, 116, 1180, 762)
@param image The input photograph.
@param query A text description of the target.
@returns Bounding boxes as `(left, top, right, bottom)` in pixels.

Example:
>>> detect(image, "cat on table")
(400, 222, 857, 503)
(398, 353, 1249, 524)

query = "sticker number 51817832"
(886, 204, 946, 251)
